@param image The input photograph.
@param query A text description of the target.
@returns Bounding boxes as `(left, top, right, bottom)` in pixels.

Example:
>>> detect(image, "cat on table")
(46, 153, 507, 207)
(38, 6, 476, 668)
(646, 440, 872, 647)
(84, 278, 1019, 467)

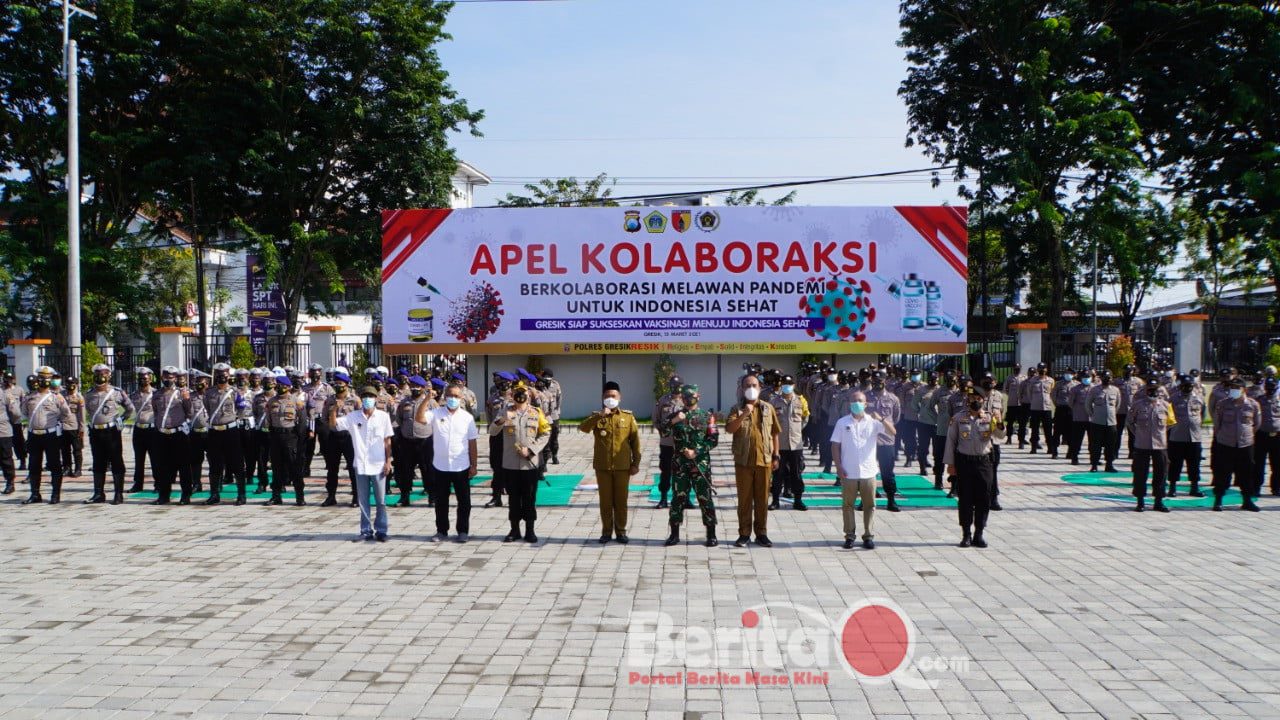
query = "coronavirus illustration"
(799, 275, 875, 341)
(447, 281, 504, 342)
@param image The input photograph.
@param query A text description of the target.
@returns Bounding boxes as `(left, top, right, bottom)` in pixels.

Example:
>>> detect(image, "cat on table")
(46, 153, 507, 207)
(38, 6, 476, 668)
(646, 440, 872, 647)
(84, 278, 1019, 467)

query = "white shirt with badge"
(335, 408, 394, 476)
(830, 414, 884, 479)
(428, 406, 478, 472)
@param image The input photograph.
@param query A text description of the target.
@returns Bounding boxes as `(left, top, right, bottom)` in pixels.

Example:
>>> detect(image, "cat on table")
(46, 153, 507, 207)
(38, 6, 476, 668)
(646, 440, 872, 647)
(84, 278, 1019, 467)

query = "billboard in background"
(246, 253, 286, 351)
(380, 206, 968, 355)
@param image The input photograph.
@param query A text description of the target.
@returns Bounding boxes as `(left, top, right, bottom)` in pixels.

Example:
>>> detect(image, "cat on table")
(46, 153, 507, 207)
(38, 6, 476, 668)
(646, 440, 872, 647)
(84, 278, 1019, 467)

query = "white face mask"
(743, 388, 760, 402)
(602, 397, 619, 409)
(827, 374, 837, 383)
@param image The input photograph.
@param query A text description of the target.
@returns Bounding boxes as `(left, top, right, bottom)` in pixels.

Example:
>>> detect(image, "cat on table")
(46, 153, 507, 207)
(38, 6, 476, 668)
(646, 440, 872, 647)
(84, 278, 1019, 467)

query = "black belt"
(958, 453, 990, 461)
(211, 423, 238, 431)
(271, 427, 297, 433)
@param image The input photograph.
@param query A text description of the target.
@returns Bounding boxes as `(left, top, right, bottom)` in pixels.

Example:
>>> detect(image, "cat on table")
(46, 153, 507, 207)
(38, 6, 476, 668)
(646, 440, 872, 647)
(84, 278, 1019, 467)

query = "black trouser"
(207, 426, 245, 497)
(915, 423, 933, 471)
(931, 434, 947, 488)
(1088, 424, 1118, 468)
(1132, 448, 1167, 500)
(899, 419, 917, 460)
(89, 427, 125, 496)
(876, 444, 897, 498)
(62, 430, 83, 475)
(12, 425, 25, 466)
(325, 430, 357, 500)
(809, 411, 827, 452)
(1070, 420, 1088, 461)
(269, 429, 303, 499)
(252, 430, 272, 488)
(1211, 442, 1254, 499)
(955, 453, 993, 533)
(1050, 406, 1071, 455)
(1029, 409, 1052, 449)
(506, 467, 540, 531)
(990, 444, 1000, 499)
(820, 423, 837, 471)
(131, 427, 155, 490)
(239, 427, 256, 487)
(393, 434, 418, 497)
(414, 438, 435, 502)
(771, 449, 805, 501)
(304, 423, 317, 474)
(488, 434, 505, 499)
(658, 444, 673, 500)
(547, 420, 560, 460)
(1168, 440, 1202, 493)
(433, 468, 471, 535)
(189, 431, 208, 490)
(1116, 414, 1128, 457)
(1253, 432, 1280, 496)
(0, 436, 16, 485)
(26, 432, 62, 497)
(153, 430, 190, 502)
(1012, 405, 1029, 444)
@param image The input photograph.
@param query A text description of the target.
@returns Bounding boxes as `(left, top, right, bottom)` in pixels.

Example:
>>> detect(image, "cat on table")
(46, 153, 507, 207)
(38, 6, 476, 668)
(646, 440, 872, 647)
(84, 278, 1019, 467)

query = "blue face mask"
(1082, 377, 1093, 386)
(1229, 389, 1243, 400)
(445, 397, 461, 410)
(911, 374, 921, 382)
(849, 401, 866, 415)
(781, 384, 794, 395)
(1063, 374, 1073, 382)
(362, 397, 376, 410)
(51, 379, 62, 388)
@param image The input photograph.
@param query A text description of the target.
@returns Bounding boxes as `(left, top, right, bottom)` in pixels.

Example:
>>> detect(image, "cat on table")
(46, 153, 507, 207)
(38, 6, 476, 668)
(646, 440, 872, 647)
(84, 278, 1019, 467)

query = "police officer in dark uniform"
(128, 367, 157, 493)
(1168, 374, 1205, 497)
(266, 373, 309, 506)
(944, 388, 1005, 547)
(151, 366, 195, 505)
(484, 371, 516, 508)
(250, 373, 276, 493)
(83, 363, 135, 504)
(204, 363, 248, 505)
(21, 366, 73, 504)
(866, 370, 902, 512)
(321, 370, 360, 507)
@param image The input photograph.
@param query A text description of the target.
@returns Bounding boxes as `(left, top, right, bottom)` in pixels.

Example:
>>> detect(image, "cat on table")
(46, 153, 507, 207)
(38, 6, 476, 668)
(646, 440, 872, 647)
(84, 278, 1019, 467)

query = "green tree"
(1179, 206, 1264, 342)
(899, 1, 1143, 336)
(498, 173, 618, 207)
(722, 189, 797, 206)
(230, 336, 255, 369)
(81, 343, 107, 381)
(1104, 335, 1135, 377)
(652, 354, 678, 404)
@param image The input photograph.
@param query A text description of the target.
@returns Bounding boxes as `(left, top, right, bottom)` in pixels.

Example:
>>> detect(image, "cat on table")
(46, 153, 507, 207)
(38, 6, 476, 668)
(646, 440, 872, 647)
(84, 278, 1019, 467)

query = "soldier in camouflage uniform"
(665, 384, 720, 547)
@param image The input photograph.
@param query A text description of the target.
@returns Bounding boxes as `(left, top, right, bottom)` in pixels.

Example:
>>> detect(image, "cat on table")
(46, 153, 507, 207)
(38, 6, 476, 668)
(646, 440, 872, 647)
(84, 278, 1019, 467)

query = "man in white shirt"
(423, 383, 479, 543)
(830, 390, 895, 550)
(331, 386, 394, 541)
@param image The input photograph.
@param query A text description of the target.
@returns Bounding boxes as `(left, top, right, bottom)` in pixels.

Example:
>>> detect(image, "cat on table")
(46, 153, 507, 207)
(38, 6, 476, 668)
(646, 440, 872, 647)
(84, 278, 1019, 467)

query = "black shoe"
(655, 499, 669, 509)
(1, 482, 13, 495)
(295, 497, 306, 506)
(1271, 490, 1280, 497)
(1168, 488, 1178, 498)
(361, 533, 375, 542)
(110, 492, 124, 505)
(733, 535, 749, 548)
(664, 524, 681, 546)
(945, 490, 955, 498)
(862, 538, 875, 550)
(268, 496, 283, 506)
(768, 499, 780, 510)
(128, 483, 143, 493)
(1242, 501, 1261, 512)
(1030, 447, 1038, 454)
(484, 498, 502, 508)
(398, 498, 410, 507)
(193, 484, 203, 494)
(551, 456, 559, 465)
(1049, 452, 1058, 459)
(934, 481, 943, 490)
(1071, 458, 1079, 466)
(22, 494, 43, 505)
(1189, 488, 1205, 498)
(832, 478, 841, 487)
(1212, 501, 1223, 511)
(990, 500, 1002, 511)
(504, 531, 521, 542)
(203, 495, 220, 505)
(598, 534, 611, 544)
(321, 496, 337, 507)
(755, 535, 773, 548)
(1090, 466, 1099, 473)
(84, 493, 106, 504)
(1154, 501, 1170, 513)
(524, 532, 538, 544)
(1105, 465, 1118, 474)
(235, 495, 246, 506)
(793, 500, 808, 511)
(886, 501, 901, 513)
(972, 535, 988, 548)
(150, 498, 169, 505)
(843, 538, 855, 549)
(256, 485, 268, 494)
(782, 490, 793, 499)
(703, 530, 715, 547)
(375, 533, 387, 542)
(617, 533, 629, 544)
(350, 499, 358, 507)
(1134, 500, 1145, 512)
(959, 534, 971, 548)
(875, 489, 883, 498)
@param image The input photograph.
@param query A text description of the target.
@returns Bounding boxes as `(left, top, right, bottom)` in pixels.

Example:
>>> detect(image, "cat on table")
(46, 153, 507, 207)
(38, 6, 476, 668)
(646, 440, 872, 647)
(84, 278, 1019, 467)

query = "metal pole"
(190, 179, 207, 368)
(1091, 232, 1099, 369)
(978, 171, 988, 358)
(66, 39, 81, 356)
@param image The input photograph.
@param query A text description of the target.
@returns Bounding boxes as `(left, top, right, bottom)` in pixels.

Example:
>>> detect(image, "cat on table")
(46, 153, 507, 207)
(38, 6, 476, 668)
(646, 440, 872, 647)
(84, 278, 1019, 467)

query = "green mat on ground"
(646, 472, 957, 507)
(1085, 487, 1251, 508)
(1061, 472, 1132, 487)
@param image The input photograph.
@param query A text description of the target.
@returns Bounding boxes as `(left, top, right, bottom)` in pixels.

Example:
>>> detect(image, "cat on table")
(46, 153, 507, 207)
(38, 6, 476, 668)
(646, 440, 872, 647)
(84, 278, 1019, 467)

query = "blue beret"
(518, 368, 538, 382)
(431, 377, 447, 389)
(451, 373, 465, 382)
(276, 376, 293, 387)
(497, 371, 517, 382)
(333, 371, 351, 384)
(409, 375, 427, 387)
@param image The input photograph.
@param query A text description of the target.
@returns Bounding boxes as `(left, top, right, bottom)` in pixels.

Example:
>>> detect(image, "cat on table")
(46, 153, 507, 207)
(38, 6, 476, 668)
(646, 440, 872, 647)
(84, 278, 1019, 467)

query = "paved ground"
(1, 423, 1279, 720)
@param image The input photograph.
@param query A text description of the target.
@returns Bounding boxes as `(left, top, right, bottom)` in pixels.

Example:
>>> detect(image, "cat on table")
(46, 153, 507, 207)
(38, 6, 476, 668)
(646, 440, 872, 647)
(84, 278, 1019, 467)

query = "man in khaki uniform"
(490, 381, 550, 543)
(651, 374, 684, 509)
(768, 375, 809, 511)
(83, 363, 135, 505)
(21, 366, 73, 504)
(579, 381, 641, 544)
(726, 374, 780, 548)
(945, 388, 1005, 548)
(1128, 378, 1176, 512)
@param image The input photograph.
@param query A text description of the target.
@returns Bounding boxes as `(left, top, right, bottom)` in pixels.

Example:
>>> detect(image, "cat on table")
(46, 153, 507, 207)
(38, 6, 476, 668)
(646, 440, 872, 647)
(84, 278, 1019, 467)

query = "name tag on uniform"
(960, 431, 970, 439)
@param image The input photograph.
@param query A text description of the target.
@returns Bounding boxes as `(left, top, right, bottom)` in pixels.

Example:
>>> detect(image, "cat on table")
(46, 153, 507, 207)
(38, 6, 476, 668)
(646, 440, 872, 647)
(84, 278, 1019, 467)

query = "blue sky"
(439, 0, 966, 207)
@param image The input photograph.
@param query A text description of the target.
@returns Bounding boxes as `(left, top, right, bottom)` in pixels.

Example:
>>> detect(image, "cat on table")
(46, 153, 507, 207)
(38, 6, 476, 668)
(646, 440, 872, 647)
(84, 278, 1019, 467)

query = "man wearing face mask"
(302, 363, 332, 478)
(1168, 374, 1206, 497)
(945, 387, 1005, 548)
(1254, 376, 1280, 497)
(580, 381, 641, 544)
(928, 375, 957, 491)
(1086, 370, 1122, 473)
(331, 385, 394, 541)
(1209, 367, 1239, 415)
(832, 390, 896, 549)
(266, 374, 309, 506)
(424, 383, 479, 542)
(665, 384, 719, 546)
(1024, 363, 1055, 454)
(1050, 368, 1078, 460)
(151, 366, 195, 505)
(896, 370, 922, 468)
(913, 373, 939, 478)
(0, 372, 22, 496)
(186, 370, 213, 495)
(818, 370, 843, 475)
(865, 370, 903, 512)
(203, 363, 248, 505)
(60, 376, 85, 479)
(392, 376, 428, 506)
(1002, 365, 1023, 447)
(484, 371, 516, 508)
(128, 368, 157, 493)
(1117, 365, 1144, 459)
(491, 381, 550, 543)
(726, 375, 781, 547)
(21, 367, 73, 504)
(768, 375, 809, 511)
(652, 374, 685, 509)
(83, 363, 135, 504)
(1127, 378, 1176, 512)
(321, 371, 360, 507)
(1210, 377, 1261, 511)
(977, 372, 1006, 511)
(1067, 370, 1091, 465)
(250, 374, 277, 494)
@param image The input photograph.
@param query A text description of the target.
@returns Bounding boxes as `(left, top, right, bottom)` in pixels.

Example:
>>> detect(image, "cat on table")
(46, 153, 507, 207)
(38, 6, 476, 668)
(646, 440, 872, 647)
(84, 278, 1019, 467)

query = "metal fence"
(887, 339, 1017, 382)
(185, 335, 310, 370)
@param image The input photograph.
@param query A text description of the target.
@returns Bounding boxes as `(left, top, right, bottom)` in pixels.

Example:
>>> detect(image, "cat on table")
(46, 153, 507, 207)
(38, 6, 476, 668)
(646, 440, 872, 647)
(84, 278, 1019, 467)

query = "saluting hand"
(682, 447, 695, 459)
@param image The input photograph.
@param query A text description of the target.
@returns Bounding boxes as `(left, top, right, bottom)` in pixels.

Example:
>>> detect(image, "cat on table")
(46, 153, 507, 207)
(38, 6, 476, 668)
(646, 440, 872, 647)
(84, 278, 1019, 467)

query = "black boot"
(664, 523, 681, 546)
(294, 488, 306, 506)
(1153, 499, 1170, 513)
(85, 476, 106, 504)
(1134, 497, 1145, 512)
(1189, 483, 1204, 498)
(1, 478, 13, 495)
(972, 529, 988, 548)
(22, 480, 42, 504)
(1167, 483, 1177, 498)
(204, 481, 221, 505)
(705, 527, 717, 547)
(768, 497, 780, 510)
(235, 486, 247, 506)
(1212, 495, 1223, 511)
(793, 497, 808, 511)
(110, 489, 124, 505)
(49, 478, 61, 504)
(655, 493, 669, 509)
(959, 529, 971, 548)
(321, 494, 337, 507)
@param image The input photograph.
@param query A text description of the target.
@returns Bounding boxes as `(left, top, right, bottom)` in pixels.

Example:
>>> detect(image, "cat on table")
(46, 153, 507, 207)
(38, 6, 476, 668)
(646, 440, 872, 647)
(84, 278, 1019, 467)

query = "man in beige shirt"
(725, 375, 780, 548)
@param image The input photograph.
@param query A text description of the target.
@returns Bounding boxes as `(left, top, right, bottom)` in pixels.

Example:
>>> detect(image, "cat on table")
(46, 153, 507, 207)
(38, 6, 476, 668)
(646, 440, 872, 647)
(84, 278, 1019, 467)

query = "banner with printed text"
(381, 206, 968, 355)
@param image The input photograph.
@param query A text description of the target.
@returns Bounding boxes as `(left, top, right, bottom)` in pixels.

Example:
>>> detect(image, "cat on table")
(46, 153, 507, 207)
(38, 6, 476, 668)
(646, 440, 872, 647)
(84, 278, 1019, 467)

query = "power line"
(461, 134, 903, 143)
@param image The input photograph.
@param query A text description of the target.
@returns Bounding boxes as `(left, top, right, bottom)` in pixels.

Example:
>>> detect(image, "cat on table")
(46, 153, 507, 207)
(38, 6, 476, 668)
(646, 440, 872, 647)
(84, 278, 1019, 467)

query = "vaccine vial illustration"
(925, 281, 942, 329)
(901, 273, 925, 330)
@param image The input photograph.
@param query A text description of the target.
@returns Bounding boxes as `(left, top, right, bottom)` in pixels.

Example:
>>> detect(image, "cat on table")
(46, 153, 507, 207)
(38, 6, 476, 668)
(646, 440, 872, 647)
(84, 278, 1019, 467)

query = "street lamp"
(62, 0, 96, 359)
